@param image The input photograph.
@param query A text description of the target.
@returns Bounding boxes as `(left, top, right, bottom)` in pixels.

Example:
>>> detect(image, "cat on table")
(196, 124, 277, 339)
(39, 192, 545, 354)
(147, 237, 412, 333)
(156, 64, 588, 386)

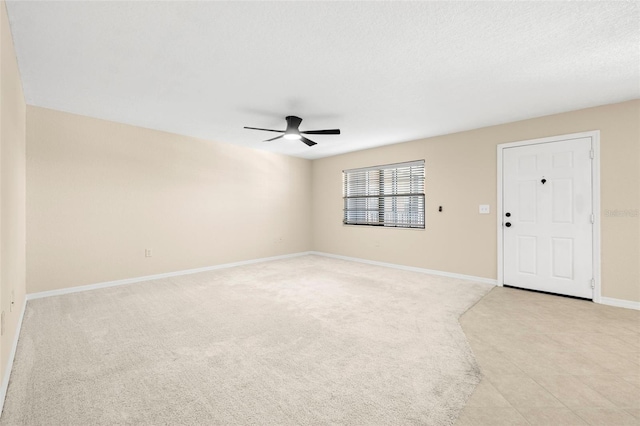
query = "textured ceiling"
(6, 1, 639, 159)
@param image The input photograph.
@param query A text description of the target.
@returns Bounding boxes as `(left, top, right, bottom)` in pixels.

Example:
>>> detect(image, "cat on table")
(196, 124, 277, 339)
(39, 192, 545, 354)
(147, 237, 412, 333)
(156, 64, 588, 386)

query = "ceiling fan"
(244, 116, 340, 147)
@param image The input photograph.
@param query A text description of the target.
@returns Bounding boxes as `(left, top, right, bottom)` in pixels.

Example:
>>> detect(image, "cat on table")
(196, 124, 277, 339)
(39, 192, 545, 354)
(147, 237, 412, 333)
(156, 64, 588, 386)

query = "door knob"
(505, 222, 512, 227)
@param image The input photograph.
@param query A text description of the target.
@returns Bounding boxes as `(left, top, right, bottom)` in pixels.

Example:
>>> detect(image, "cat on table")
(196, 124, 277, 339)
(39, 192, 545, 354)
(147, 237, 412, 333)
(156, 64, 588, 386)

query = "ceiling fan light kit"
(244, 116, 340, 147)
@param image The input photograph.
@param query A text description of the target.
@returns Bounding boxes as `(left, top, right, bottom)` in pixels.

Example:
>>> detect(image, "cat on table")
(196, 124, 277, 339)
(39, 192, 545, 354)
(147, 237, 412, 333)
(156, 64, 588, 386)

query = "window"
(343, 160, 425, 228)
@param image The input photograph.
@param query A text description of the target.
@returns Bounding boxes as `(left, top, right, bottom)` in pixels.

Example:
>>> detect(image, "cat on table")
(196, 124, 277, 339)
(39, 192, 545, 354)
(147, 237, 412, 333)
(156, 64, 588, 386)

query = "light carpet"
(1, 255, 492, 425)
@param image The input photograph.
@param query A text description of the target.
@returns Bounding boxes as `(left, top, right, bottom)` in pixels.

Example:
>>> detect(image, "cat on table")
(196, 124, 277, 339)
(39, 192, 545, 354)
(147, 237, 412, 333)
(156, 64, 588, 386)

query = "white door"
(503, 137, 594, 299)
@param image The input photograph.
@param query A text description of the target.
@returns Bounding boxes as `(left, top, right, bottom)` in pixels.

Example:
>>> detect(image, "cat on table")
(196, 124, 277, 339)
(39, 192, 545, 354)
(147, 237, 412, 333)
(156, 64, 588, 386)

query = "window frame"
(342, 160, 425, 229)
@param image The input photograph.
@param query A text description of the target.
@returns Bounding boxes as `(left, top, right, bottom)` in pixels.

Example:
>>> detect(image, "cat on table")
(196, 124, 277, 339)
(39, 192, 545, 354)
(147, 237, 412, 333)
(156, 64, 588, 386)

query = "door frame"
(496, 131, 601, 302)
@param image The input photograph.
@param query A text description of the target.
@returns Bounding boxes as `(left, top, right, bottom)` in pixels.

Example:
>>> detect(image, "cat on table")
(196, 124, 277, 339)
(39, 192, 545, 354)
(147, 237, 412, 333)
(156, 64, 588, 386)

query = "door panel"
(551, 179, 573, 223)
(551, 237, 573, 279)
(518, 181, 537, 222)
(517, 236, 537, 274)
(503, 137, 593, 299)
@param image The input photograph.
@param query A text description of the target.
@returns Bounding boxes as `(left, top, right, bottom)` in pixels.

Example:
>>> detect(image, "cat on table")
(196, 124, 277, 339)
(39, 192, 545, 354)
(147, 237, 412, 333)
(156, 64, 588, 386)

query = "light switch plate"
(479, 204, 490, 214)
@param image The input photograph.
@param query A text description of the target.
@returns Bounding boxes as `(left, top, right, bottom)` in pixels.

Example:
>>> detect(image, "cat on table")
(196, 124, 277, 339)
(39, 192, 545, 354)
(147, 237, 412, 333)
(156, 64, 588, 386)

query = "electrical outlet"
(145, 249, 152, 257)
(479, 204, 490, 214)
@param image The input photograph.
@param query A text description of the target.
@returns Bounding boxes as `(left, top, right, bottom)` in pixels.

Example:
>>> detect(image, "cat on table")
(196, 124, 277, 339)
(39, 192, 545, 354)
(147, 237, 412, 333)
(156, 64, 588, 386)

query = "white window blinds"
(343, 160, 425, 228)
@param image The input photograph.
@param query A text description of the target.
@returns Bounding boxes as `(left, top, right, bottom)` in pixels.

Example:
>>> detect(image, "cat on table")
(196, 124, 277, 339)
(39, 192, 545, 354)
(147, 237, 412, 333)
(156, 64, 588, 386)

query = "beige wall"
(26, 106, 312, 293)
(312, 100, 640, 303)
(0, 0, 26, 389)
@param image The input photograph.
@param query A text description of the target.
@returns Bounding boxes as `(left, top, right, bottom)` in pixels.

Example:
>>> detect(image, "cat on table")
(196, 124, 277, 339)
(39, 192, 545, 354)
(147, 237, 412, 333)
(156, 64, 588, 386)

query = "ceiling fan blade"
(300, 136, 317, 147)
(285, 116, 303, 132)
(244, 126, 284, 133)
(264, 135, 284, 142)
(301, 129, 341, 135)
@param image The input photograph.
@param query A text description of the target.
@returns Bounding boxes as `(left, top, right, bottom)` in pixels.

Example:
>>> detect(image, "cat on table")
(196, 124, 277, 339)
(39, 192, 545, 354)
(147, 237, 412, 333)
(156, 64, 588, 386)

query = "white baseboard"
(309, 251, 498, 286)
(600, 297, 640, 311)
(25, 249, 638, 310)
(0, 297, 27, 416)
(309, 253, 640, 310)
(27, 251, 312, 301)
